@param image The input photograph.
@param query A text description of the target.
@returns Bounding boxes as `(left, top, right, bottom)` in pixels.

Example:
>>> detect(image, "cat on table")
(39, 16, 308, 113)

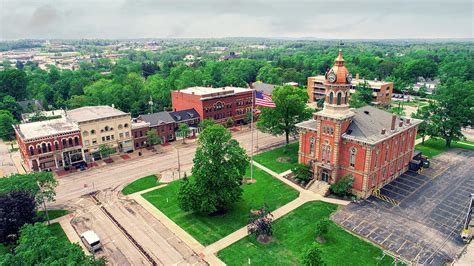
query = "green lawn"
(253, 142, 299, 173)
(415, 138, 474, 158)
(47, 223, 70, 244)
(142, 167, 299, 245)
(122, 175, 161, 195)
(37, 209, 69, 221)
(218, 201, 394, 266)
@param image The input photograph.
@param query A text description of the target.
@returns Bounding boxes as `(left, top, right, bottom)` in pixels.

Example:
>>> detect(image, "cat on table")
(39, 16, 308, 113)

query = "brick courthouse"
(297, 51, 422, 198)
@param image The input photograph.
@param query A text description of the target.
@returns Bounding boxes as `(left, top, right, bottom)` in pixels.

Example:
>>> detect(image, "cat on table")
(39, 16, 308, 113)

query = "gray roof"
(169, 108, 200, 122)
(138, 111, 175, 126)
(343, 106, 421, 144)
(67, 106, 127, 123)
(15, 118, 79, 141)
(251, 82, 276, 95)
(295, 120, 318, 131)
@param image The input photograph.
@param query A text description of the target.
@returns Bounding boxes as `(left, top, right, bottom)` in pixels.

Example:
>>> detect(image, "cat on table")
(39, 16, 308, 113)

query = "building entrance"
(321, 169, 330, 182)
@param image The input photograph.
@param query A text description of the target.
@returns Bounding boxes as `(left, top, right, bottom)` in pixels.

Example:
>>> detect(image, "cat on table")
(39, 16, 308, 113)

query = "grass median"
(122, 175, 161, 195)
(415, 138, 474, 158)
(142, 167, 299, 245)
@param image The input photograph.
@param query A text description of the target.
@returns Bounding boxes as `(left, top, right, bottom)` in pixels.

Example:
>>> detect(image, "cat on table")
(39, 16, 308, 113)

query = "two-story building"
(14, 118, 84, 172)
(171, 86, 254, 125)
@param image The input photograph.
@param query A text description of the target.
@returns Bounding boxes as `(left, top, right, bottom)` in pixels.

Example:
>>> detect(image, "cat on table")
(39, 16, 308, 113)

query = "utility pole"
(148, 96, 154, 114)
(175, 146, 181, 179)
(250, 90, 254, 181)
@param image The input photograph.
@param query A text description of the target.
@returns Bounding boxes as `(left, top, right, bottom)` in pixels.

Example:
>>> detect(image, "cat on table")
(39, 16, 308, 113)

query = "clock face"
(328, 72, 336, 83)
(346, 73, 353, 83)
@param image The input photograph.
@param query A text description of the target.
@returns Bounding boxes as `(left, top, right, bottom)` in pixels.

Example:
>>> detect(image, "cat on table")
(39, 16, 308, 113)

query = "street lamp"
(173, 146, 181, 179)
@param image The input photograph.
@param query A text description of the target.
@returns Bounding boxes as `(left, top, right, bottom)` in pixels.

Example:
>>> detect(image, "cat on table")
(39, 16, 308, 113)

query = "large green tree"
(0, 110, 16, 141)
(146, 129, 162, 147)
(178, 125, 249, 214)
(0, 191, 37, 244)
(426, 80, 474, 147)
(0, 223, 104, 265)
(257, 85, 312, 144)
(349, 81, 373, 108)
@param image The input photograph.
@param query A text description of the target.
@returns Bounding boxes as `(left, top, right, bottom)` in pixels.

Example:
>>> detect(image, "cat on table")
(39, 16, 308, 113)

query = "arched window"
(68, 138, 73, 146)
(37, 145, 42, 154)
(309, 137, 315, 156)
(124, 123, 129, 128)
(118, 124, 123, 130)
(47, 143, 52, 152)
(62, 139, 67, 148)
(91, 130, 96, 135)
(83, 131, 89, 137)
(337, 92, 342, 105)
(350, 147, 357, 167)
(74, 136, 80, 146)
(29, 146, 34, 155)
(42, 143, 47, 153)
(104, 126, 109, 132)
(54, 142, 59, 150)
(329, 92, 334, 104)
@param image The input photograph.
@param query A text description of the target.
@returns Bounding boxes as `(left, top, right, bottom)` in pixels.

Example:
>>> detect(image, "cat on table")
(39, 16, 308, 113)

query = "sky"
(0, 0, 473, 40)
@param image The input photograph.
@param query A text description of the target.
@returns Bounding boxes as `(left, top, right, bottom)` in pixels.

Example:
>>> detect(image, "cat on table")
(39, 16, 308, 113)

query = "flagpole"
(250, 90, 254, 182)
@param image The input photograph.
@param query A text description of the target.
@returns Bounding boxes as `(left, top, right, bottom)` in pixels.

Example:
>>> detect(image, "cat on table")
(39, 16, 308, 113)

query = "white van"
(80, 230, 102, 253)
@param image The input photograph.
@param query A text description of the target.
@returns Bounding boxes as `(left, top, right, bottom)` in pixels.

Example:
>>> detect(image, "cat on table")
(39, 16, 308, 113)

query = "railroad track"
(89, 192, 159, 266)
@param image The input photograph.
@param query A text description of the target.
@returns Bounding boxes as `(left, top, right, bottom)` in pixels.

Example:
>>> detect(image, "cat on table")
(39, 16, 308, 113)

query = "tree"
(0, 110, 16, 141)
(247, 204, 274, 243)
(427, 81, 474, 147)
(301, 242, 326, 266)
(0, 191, 37, 244)
(178, 123, 191, 144)
(178, 125, 249, 214)
(411, 106, 431, 144)
(257, 85, 312, 144)
(292, 164, 313, 184)
(0, 69, 27, 100)
(98, 144, 115, 158)
(418, 85, 428, 98)
(226, 117, 234, 128)
(0, 96, 22, 120)
(243, 112, 253, 124)
(0, 223, 104, 265)
(199, 118, 215, 130)
(315, 218, 331, 243)
(329, 174, 355, 197)
(350, 81, 373, 108)
(146, 129, 162, 148)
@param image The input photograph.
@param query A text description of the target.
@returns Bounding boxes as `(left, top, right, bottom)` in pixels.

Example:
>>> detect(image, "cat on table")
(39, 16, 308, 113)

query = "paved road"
(0, 140, 17, 177)
(53, 128, 286, 205)
(51, 128, 286, 265)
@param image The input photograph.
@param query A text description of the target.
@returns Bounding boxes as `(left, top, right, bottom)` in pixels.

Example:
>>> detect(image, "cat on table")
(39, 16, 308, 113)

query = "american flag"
(255, 91, 276, 108)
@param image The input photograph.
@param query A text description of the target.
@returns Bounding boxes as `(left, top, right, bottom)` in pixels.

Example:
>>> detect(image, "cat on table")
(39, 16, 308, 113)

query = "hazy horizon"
(1, 0, 472, 41)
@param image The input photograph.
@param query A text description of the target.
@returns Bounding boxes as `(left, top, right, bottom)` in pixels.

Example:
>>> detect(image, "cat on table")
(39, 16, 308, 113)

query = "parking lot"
(332, 149, 474, 265)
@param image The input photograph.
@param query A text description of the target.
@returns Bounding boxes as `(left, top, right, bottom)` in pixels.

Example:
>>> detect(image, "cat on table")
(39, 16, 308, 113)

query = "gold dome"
(326, 50, 352, 84)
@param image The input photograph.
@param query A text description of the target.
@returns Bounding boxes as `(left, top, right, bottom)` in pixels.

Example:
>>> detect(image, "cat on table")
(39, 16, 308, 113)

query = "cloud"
(0, 0, 472, 40)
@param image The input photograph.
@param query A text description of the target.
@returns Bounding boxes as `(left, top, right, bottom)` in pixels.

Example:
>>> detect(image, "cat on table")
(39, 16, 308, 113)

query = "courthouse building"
(171, 86, 254, 125)
(297, 51, 421, 198)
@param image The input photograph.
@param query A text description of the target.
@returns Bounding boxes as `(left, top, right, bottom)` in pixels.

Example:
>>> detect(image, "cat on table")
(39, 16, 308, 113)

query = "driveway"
(332, 149, 474, 265)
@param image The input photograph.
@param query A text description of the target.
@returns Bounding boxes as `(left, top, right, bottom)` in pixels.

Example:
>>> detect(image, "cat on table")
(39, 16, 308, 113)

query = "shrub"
(292, 164, 312, 184)
(329, 174, 354, 197)
(301, 242, 326, 266)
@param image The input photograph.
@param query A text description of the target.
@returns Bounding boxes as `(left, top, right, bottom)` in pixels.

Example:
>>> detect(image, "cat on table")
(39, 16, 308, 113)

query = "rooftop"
(16, 118, 79, 141)
(67, 106, 128, 123)
(251, 82, 276, 95)
(343, 106, 422, 144)
(177, 86, 252, 96)
(311, 75, 392, 86)
(169, 108, 200, 122)
(138, 111, 175, 126)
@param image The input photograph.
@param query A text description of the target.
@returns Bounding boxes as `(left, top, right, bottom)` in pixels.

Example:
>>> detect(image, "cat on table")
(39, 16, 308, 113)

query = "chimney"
(192, 91, 195, 95)
(356, 73, 359, 80)
(381, 128, 386, 135)
(391, 114, 396, 131)
(406, 118, 411, 124)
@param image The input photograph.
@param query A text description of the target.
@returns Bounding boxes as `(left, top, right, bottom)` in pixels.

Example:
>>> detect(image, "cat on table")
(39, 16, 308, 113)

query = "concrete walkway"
(127, 160, 350, 265)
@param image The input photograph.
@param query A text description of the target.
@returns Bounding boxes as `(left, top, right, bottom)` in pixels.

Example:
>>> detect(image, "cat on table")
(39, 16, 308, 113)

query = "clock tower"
(312, 49, 355, 184)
